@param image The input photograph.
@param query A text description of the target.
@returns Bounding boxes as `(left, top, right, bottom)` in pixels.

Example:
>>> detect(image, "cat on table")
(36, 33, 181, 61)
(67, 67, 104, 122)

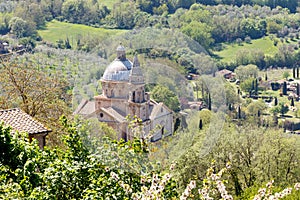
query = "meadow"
(38, 20, 126, 48)
(214, 35, 300, 64)
(101, 0, 119, 9)
(213, 36, 278, 63)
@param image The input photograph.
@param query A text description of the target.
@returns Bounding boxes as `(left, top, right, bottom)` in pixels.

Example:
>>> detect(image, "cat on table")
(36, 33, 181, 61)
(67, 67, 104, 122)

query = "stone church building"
(75, 45, 173, 141)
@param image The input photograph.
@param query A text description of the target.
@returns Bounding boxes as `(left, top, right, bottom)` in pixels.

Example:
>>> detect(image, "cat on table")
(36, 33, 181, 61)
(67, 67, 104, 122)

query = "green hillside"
(38, 20, 126, 48)
(213, 37, 279, 63)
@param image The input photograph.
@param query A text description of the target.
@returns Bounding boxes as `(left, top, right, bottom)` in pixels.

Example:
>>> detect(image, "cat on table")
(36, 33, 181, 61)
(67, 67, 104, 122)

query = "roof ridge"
(0, 107, 20, 112)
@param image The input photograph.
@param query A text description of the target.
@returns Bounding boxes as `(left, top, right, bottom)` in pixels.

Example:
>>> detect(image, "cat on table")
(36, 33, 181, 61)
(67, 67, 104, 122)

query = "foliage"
(235, 64, 258, 82)
(271, 102, 289, 116)
(246, 99, 267, 116)
(0, 55, 71, 146)
(240, 78, 256, 94)
(0, 13, 12, 35)
(0, 118, 178, 199)
(151, 85, 180, 112)
(283, 71, 290, 80)
(8, 17, 36, 38)
(1, 116, 300, 199)
(181, 21, 214, 50)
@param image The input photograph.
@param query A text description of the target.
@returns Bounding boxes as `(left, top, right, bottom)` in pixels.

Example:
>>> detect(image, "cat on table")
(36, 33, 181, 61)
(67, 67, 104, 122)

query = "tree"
(199, 119, 203, 130)
(0, 56, 70, 146)
(291, 98, 295, 107)
(246, 99, 267, 116)
(0, 119, 171, 199)
(14, 2, 46, 29)
(240, 78, 256, 94)
(151, 85, 180, 112)
(283, 71, 290, 80)
(8, 17, 36, 38)
(293, 67, 296, 78)
(274, 97, 278, 106)
(181, 21, 214, 49)
(0, 13, 12, 35)
(208, 92, 211, 110)
(267, 20, 283, 34)
(271, 102, 289, 117)
(282, 81, 287, 95)
(168, 120, 300, 197)
(235, 64, 258, 82)
(108, 2, 137, 29)
(61, 0, 87, 24)
(224, 82, 240, 106)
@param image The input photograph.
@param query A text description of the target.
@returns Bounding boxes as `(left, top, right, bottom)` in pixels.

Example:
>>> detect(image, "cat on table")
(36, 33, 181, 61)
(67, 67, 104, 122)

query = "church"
(74, 45, 173, 141)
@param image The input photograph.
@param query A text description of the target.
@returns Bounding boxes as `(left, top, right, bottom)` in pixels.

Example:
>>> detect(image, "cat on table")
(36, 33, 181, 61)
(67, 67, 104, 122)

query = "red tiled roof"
(0, 108, 51, 135)
(217, 69, 233, 75)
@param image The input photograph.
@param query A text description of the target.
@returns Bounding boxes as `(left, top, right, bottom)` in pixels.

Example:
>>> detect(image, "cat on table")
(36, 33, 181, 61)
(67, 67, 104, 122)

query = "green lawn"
(39, 20, 126, 48)
(214, 37, 279, 63)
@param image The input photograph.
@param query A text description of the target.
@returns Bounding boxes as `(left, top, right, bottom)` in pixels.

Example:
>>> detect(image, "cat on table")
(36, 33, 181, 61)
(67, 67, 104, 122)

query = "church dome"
(102, 45, 133, 82)
(102, 59, 132, 81)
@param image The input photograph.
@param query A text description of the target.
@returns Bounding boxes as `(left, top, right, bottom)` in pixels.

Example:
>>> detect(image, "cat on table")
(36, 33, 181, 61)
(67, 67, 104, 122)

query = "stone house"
(0, 108, 51, 149)
(216, 69, 235, 79)
(75, 45, 173, 141)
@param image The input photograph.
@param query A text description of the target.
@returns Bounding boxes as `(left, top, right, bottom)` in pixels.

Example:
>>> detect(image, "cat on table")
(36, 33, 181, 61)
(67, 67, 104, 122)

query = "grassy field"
(101, 0, 119, 9)
(214, 37, 279, 63)
(38, 20, 126, 48)
(214, 36, 300, 63)
(258, 68, 294, 81)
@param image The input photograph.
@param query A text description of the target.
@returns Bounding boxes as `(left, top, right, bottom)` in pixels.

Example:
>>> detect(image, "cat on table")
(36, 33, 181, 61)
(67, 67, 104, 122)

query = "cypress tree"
(201, 83, 204, 100)
(258, 110, 261, 117)
(174, 118, 181, 132)
(274, 97, 278, 106)
(283, 81, 287, 95)
(297, 83, 300, 96)
(297, 67, 299, 78)
(255, 78, 258, 93)
(238, 106, 241, 119)
(199, 119, 203, 130)
(208, 93, 211, 110)
(293, 67, 296, 78)
(291, 98, 295, 107)
(265, 73, 268, 81)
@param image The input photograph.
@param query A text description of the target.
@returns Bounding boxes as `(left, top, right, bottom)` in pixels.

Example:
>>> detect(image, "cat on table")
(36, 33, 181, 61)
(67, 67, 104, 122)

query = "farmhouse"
(75, 45, 173, 141)
(0, 108, 51, 149)
(216, 69, 235, 79)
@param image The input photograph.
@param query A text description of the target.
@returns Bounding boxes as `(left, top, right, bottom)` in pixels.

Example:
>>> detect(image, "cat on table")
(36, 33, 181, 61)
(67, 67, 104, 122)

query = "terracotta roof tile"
(0, 108, 51, 135)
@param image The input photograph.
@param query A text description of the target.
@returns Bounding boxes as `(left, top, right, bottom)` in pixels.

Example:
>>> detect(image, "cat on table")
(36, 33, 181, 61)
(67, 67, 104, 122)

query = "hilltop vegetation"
(2, 0, 300, 199)
(1, 0, 300, 72)
(39, 20, 126, 50)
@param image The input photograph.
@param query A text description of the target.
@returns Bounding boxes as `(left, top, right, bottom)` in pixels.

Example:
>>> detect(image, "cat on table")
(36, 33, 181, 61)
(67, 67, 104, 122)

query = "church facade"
(75, 45, 173, 141)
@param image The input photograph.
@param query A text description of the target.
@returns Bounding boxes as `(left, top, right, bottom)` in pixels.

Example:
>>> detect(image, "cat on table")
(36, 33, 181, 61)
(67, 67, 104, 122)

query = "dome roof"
(102, 59, 132, 81)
